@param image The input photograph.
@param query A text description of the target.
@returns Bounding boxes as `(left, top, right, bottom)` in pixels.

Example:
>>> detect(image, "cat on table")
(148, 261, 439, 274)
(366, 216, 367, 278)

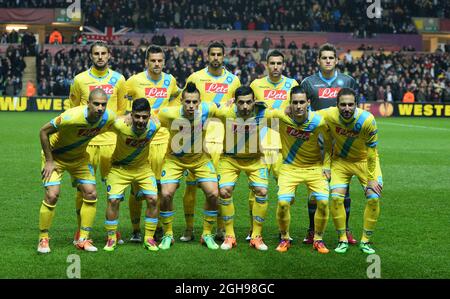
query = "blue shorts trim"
(219, 182, 235, 189)
(197, 178, 218, 183)
(160, 179, 180, 184)
(44, 182, 61, 187)
(330, 184, 348, 190)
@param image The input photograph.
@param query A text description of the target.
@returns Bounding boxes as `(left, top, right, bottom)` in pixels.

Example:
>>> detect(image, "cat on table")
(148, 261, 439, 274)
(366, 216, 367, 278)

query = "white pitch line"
(380, 121, 450, 131)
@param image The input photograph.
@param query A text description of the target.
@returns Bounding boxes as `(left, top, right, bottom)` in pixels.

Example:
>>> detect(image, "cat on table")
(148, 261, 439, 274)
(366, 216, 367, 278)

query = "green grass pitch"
(0, 113, 449, 279)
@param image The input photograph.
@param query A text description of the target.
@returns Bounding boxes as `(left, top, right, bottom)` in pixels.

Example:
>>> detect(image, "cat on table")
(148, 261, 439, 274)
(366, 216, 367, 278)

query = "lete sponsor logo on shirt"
(318, 88, 341, 99)
(89, 84, 114, 94)
(145, 87, 168, 98)
(264, 90, 287, 100)
(205, 83, 228, 93)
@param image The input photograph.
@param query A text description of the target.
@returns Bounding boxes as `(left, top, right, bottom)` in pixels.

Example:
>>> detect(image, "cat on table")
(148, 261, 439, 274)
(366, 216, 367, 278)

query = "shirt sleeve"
(69, 78, 81, 108)
(116, 76, 128, 116)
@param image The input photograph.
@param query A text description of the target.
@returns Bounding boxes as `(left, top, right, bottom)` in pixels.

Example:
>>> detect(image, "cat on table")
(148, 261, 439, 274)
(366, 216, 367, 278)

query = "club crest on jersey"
(125, 137, 150, 148)
(205, 83, 228, 93)
(78, 128, 101, 137)
(286, 127, 310, 140)
(89, 84, 114, 95)
(264, 90, 287, 100)
(145, 87, 168, 98)
(335, 127, 359, 138)
(318, 88, 340, 99)
(337, 79, 344, 86)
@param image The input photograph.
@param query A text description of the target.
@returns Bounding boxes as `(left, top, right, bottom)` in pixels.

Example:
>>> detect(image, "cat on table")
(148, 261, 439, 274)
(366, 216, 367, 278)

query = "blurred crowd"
(31, 45, 450, 103)
(3, 0, 450, 34)
(0, 46, 26, 96)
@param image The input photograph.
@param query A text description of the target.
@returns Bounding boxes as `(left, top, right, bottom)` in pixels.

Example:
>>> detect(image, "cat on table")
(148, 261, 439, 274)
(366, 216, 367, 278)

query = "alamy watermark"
(366, 0, 382, 19)
(67, 254, 81, 278)
(366, 254, 381, 278)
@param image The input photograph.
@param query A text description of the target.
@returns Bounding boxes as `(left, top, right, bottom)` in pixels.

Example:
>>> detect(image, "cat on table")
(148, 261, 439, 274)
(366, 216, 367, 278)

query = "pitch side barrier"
(1, 96, 450, 117)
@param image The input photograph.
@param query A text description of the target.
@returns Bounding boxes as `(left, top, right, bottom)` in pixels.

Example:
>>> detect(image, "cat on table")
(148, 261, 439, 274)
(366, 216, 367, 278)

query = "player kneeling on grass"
(215, 86, 270, 251)
(38, 88, 115, 253)
(272, 86, 332, 254)
(103, 98, 161, 252)
(319, 88, 383, 254)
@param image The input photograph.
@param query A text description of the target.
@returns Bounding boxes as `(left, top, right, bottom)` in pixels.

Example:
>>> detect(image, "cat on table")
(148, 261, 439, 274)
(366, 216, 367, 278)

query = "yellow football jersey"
(320, 107, 378, 162)
(49, 106, 116, 161)
(125, 71, 180, 144)
(269, 109, 330, 167)
(69, 67, 127, 145)
(158, 102, 218, 164)
(215, 105, 268, 159)
(110, 116, 161, 167)
(250, 76, 299, 149)
(183, 67, 241, 143)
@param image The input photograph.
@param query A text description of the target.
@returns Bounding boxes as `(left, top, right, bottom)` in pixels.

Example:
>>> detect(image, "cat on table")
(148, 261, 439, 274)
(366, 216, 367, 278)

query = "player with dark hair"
(125, 44, 180, 243)
(103, 98, 161, 252)
(300, 43, 359, 245)
(179, 41, 241, 242)
(319, 88, 383, 254)
(69, 40, 127, 245)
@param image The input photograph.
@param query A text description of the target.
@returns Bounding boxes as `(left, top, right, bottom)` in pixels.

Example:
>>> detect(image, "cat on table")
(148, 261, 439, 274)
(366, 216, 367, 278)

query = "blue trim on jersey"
(339, 110, 370, 158)
(272, 77, 293, 110)
(50, 119, 57, 129)
(160, 211, 175, 218)
(52, 110, 110, 155)
(318, 70, 338, 86)
(219, 182, 235, 189)
(114, 120, 157, 165)
(160, 179, 180, 184)
(203, 210, 218, 216)
(145, 70, 163, 85)
(152, 73, 171, 110)
(44, 181, 61, 187)
(105, 219, 118, 225)
(144, 217, 158, 223)
(283, 113, 321, 164)
(88, 68, 110, 81)
(208, 69, 235, 105)
(108, 71, 121, 87)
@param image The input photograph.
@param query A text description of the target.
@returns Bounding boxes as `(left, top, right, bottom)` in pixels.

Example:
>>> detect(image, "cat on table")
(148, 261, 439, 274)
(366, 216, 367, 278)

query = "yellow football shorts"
(106, 163, 157, 201)
(149, 142, 169, 182)
(86, 144, 116, 179)
(217, 155, 269, 190)
(161, 155, 218, 185)
(41, 152, 96, 187)
(330, 157, 383, 191)
(277, 164, 330, 203)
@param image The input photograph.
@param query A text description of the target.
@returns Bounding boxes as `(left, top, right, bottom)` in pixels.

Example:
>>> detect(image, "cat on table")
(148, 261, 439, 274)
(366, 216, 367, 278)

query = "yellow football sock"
(129, 188, 143, 233)
(362, 197, 380, 243)
(144, 217, 158, 239)
(248, 192, 255, 232)
(183, 183, 197, 231)
(160, 211, 175, 236)
(104, 219, 118, 241)
(219, 196, 235, 237)
(314, 199, 329, 241)
(39, 201, 56, 239)
(75, 191, 83, 228)
(276, 198, 291, 240)
(203, 210, 218, 236)
(79, 200, 97, 240)
(331, 193, 347, 242)
(252, 196, 268, 238)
